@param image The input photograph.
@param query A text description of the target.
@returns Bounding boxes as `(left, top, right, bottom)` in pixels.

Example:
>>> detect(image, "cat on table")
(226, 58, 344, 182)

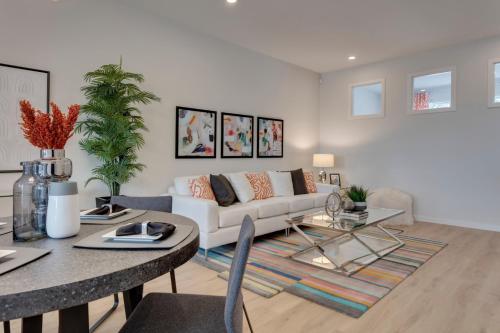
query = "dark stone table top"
(0, 217, 12, 236)
(0, 211, 199, 321)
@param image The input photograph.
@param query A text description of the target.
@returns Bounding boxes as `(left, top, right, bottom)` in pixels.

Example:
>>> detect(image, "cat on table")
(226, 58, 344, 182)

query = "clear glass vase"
(13, 161, 45, 242)
(32, 162, 50, 238)
(38, 149, 72, 182)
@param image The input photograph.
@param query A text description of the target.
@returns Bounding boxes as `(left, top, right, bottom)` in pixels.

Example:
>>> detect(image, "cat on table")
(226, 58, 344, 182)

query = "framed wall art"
(175, 106, 217, 158)
(221, 112, 254, 158)
(257, 117, 283, 158)
(0, 63, 50, 171)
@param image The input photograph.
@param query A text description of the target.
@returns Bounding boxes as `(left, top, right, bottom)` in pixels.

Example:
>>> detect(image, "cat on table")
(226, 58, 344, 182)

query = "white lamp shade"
(313, 154, 334, 168)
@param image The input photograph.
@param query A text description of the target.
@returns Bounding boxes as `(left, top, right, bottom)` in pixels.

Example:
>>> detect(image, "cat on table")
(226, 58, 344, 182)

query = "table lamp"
(313, 153, 334, 183)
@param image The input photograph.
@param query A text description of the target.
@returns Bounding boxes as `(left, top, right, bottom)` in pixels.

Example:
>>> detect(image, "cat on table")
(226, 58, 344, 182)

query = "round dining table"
(0, 211, 200, 333)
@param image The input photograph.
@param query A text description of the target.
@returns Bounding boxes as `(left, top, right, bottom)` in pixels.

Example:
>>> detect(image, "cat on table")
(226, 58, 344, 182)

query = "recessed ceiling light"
(226, 0, 237, 4)
(348, 56, 356, 61)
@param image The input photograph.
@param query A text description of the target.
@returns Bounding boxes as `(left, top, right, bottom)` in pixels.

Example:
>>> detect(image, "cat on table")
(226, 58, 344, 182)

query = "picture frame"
(0, 63, 50, 171)
(257, 117, 283, 158)
(329, 173, 341, 187)
(175, 106, 217, 159)
(221, 112, 254, 158)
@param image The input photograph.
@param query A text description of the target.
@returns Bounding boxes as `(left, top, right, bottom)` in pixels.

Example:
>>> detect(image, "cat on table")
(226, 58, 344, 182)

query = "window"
(349, 80, 385, 118)
(488, 59, 500, 108)
(408, 68, 455, 114)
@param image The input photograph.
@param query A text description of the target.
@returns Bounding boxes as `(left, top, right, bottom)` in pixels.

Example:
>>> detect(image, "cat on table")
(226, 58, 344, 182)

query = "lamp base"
(318, 170, 327, 183)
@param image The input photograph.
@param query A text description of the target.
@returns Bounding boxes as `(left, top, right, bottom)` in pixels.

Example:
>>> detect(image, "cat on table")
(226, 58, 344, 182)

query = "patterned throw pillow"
(303, 171, 317, 193)
(189, 176, 216, 201)
(245, 172, 274, 200)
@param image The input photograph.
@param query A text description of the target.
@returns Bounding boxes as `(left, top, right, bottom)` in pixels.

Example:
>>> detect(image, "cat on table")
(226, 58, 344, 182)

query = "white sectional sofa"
(168, 173, 339, 254)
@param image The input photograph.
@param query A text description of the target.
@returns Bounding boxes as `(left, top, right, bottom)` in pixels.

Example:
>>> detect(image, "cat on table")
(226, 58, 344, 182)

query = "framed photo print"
(257, 117, 283, 158)
(329, 173, 341, 187)
(175, 106, 217, 158)
(0, 63, 50, 171)
(221, 112, 254, 158)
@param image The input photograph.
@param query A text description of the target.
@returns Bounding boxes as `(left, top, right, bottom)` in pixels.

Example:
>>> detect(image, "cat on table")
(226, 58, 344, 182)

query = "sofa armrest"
(171, 195, 219, 233)
(316, 183, 340, 194)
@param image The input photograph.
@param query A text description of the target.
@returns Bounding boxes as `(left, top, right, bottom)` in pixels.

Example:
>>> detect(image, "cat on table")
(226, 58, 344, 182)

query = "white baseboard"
(415, 215, 500, 233)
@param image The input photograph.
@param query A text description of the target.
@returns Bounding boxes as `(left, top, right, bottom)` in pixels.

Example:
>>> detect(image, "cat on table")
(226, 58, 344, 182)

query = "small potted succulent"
(345, 185, 370, 211)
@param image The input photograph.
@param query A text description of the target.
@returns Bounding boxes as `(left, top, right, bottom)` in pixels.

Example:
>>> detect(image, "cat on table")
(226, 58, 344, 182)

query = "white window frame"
(407, 66, 456, 115)
(348, 79, 385, 119)
(488, 58, 500, 108)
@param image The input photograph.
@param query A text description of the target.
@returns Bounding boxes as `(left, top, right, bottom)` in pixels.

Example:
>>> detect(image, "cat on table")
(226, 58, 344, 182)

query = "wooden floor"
(5, 221, 500, 333)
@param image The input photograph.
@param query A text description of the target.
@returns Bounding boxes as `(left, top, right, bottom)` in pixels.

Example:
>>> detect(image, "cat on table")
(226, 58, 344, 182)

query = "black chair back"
(224, 215, 255, 333)
(110, 195, 172, 213)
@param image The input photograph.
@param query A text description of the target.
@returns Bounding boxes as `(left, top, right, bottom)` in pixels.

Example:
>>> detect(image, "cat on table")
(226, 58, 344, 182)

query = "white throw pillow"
(267, 171, 294, 197)
(227, 172, 255, 203)
(174, 175, 203, 196)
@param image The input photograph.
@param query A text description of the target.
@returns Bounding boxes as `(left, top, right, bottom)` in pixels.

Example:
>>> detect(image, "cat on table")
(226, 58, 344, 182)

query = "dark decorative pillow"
(210, 174, 237, 207)
(290, 169, 308, 195)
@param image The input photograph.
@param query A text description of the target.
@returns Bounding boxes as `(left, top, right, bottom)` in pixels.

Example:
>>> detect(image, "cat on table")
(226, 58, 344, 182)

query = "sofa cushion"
(218, 204, 258, 228)
(189, 176, 216, 201)
(286, 195, 315, 213)
(267, 171, 294, 197)
(289, 169, 308, 195)
(303, 171, 318, 193)
(248, 197, 289, 218)
(227, 172, 255, 203)
(307, 192, 330, 208)
(246, 172, 274, 200)
(210, 174, 237, 207)
(174, 175, 204, 196)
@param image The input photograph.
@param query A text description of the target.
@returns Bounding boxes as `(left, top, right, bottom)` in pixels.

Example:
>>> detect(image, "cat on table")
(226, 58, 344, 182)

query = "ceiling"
(123, 0, 500, 73)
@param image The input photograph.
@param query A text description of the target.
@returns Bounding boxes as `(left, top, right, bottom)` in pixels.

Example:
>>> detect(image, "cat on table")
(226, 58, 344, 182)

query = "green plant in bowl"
(345, 185, 370, 211)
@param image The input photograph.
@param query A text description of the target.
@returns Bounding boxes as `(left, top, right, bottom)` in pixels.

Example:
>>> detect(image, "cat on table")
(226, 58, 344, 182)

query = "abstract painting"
(257, 117, 283, 158)
(176, 106, 217, 158)
(0, 63, 49, 171)
(221, 112, 253, 158)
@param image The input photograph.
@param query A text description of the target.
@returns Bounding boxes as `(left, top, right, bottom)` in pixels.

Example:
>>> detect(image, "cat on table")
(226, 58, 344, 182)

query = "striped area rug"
(194, 227, 446, 318)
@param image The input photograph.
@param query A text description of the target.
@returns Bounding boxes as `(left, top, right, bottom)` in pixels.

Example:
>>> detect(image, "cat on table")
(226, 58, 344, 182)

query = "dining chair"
(111, 195, 173, 214)
(89, 195, 174, 333)
(111, 195, 177, 285)
(118, 215, 256, 333)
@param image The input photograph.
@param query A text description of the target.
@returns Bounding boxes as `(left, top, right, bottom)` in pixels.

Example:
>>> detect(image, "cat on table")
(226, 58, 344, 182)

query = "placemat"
(73, 223, 194, 250)
(0, 217, 12, 236)
(80, 209, 147, 225)
(0, 246, 51, 275)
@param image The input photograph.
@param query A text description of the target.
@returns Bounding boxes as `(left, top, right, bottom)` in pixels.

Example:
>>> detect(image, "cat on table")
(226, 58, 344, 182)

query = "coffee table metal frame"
(286, 209, 405, 276)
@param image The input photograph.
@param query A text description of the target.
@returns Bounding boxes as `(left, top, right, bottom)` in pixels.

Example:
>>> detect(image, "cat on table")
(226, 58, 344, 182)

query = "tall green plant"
(76, 61, 160, 196)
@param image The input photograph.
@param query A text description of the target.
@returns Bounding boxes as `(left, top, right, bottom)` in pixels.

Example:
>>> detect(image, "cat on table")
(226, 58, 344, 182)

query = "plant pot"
(353, 202, 367, 211)
(95, 196, 111, 208)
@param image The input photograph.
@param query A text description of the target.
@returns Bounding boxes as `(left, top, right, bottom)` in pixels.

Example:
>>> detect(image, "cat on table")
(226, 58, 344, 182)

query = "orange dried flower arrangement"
(20, 100, 80, 149)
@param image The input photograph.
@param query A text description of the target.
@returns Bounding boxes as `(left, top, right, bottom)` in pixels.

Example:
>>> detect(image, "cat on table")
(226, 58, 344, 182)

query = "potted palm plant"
(345, 185, 370, 211)
(76, 60, 160, 206)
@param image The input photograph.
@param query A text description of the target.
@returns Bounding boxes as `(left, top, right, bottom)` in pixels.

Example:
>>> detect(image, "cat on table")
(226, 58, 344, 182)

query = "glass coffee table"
(286, 208, 405, 276)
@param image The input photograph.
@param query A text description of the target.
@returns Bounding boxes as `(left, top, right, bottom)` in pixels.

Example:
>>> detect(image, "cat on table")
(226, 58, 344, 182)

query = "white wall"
(320, 36, 500, 231)
(0, 0, 320, 213)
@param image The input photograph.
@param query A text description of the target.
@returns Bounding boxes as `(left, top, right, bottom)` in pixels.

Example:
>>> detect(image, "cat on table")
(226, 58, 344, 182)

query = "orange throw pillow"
(246, 172, 273, 200)
(189, 176, 216, 201)
(303, 171, 317, 193)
